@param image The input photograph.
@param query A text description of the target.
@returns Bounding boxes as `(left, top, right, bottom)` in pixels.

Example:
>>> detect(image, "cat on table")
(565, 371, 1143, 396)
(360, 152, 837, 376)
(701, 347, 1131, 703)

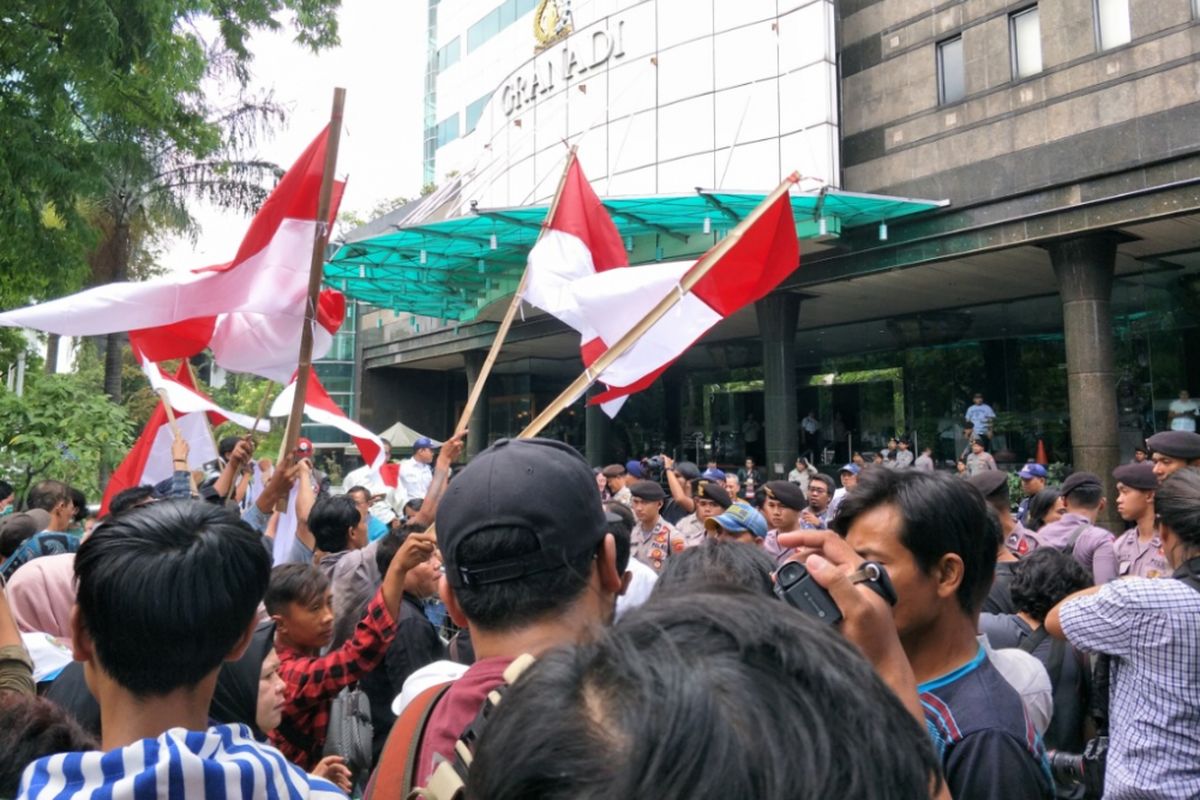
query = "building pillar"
(757, 293, 801, 480)
(462, 352, 490, 460)
(1047, 233, 1120, 522)
(586, 384, 612, 466)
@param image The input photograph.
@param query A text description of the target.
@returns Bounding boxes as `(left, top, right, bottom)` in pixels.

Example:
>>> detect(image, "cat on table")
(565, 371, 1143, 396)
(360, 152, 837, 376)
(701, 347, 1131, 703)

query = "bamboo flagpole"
(451, 145, 579, 438)
(519, 171, 801, 439)
(276, 87, 347, 508)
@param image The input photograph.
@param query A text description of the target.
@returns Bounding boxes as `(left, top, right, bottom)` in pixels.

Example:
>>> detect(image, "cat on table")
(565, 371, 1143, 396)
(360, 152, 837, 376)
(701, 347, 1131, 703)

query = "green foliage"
(209, 372, 283, 458)
(0, 370, 134, 503)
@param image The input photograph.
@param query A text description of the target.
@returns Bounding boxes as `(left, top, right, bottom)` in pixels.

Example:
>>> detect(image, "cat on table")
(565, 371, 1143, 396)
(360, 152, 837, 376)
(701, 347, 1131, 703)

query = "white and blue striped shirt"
(18, 724, 345, 800)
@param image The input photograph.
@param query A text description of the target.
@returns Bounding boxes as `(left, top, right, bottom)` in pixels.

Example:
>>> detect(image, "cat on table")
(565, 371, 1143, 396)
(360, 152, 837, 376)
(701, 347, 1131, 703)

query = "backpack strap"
(1065, 520, 1091, 553)
(1018, 625, 1050, 655)
(364, 682, 453, 800)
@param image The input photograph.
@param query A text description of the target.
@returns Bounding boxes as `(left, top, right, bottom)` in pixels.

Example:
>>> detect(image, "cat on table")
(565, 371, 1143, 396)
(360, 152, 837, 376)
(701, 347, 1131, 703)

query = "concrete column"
(462, 352, 490, 460)
(757, 293, 801, 480)
(586, 384, 612, 466)
(1047, 233, 1120, 524)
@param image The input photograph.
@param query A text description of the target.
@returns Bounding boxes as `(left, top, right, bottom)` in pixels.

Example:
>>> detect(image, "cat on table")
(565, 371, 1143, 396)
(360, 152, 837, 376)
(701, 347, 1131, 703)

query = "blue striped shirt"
(18, 724, 345, 800)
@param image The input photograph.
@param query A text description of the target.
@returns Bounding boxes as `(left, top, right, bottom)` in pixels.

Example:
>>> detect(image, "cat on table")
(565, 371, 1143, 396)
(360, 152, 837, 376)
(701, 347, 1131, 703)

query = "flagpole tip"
(786, 171, 801, 184)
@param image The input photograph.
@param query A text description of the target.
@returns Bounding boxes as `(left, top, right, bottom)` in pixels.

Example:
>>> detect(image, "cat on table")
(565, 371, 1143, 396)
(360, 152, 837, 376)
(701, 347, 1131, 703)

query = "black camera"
(773, 560, 842, 624)
(1046, 738, 1107, 800)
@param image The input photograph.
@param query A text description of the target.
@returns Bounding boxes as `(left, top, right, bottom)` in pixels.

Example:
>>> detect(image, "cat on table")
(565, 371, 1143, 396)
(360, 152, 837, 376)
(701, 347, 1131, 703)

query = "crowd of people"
(1, 416, 1199, 800)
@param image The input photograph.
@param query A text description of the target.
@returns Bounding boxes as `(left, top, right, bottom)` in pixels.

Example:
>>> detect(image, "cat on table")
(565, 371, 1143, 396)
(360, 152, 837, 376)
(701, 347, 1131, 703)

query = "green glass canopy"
(324, 188, 948, 323)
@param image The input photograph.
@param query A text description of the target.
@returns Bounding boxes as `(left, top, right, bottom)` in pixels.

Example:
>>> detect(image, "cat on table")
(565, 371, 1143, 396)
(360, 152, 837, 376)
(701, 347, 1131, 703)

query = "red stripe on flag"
(548, 159, 628, 272)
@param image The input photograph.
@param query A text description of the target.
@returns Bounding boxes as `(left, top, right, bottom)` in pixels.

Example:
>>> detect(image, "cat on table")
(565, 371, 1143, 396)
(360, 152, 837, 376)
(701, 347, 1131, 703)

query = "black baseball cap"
(437, 438, 606, 589)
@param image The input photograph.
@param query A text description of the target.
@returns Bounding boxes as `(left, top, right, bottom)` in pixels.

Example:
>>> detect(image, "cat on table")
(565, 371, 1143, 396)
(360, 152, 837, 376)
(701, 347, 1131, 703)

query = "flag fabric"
(99, 361, 266, 515)
(0, 127, 346, 382)
(269, 371, 386, 472)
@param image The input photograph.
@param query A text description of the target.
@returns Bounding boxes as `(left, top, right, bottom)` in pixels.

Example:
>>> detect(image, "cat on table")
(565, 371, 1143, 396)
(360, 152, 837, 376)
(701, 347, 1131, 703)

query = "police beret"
(763, 480, 805, 510)
(1060, 471, 1102, 498)
(674, 461, 701, 481)
(967, 470, 1009, 498)
(601, 464, 627, 478)
(1113, 462, 1157, 491)
(628, 480, 666, 502)
(691, 479, 732, 509)
(1146, 431, 1200, 460)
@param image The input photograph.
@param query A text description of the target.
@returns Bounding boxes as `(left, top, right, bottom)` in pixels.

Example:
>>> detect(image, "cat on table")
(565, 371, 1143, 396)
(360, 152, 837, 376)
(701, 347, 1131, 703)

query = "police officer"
(1015, 463, 1048, 525)
(602, 463, 632, 508)
(1112, 462, 1171, 579)
(1145, 430, 1200, 483)
(628, 480, 684, 573)
(761, 480, 805, 565)
(674, 479, 731, 548)
(1032, 472, 1117, 584)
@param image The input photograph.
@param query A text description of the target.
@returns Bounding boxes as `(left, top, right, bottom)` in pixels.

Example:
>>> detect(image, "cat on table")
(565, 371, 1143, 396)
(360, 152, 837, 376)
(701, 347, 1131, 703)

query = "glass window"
(937, 36, 965, 105)
(1010, 7, 1042, 79)
(465, 91, 493, 133)
(467, 7, 502, 52)
(1094, 0, 1131, 50)
(517, 0, 539, 15)
(437, 37, 460, 71)
(436, 113, 460, 147)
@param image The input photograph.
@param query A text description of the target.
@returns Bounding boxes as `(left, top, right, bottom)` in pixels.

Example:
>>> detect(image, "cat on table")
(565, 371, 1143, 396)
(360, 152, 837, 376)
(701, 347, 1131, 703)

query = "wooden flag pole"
(518, 171, 801, 439)
(156, 389, 199, 495)
(451, 145, 579, 438)
(277, 87, 346, 509)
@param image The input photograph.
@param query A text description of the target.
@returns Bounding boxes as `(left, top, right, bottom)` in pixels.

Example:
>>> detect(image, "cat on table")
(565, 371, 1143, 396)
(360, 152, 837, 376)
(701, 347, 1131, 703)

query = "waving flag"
(0, 127, 346, 381)
(270, 371, 385, 472)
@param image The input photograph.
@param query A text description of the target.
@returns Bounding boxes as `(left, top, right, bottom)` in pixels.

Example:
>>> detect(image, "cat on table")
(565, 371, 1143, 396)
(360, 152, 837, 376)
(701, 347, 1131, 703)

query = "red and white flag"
(269, 371, 386, 471)
(99, 361, 266, 515)
(0, 127, 346, 382)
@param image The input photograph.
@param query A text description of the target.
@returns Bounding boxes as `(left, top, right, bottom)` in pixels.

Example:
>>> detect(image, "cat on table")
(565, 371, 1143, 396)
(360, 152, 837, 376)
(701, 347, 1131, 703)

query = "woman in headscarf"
(6, 552, 76, 642)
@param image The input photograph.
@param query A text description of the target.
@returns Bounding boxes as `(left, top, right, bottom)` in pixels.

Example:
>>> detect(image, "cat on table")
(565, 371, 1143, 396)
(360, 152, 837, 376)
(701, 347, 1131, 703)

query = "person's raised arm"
(294, 458, 317, 553)
(213, 437, 255, 499)
(409, 433, 465, 529)
(244, 455, 299, 533)
(169, 434, 192, 499)
(662, 455, 695, 514)
(379, 531, 437, 621)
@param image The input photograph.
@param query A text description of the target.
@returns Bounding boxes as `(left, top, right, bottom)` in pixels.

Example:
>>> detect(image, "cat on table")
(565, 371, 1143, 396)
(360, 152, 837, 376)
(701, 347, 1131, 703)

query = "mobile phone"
(773, 560, 842, 624)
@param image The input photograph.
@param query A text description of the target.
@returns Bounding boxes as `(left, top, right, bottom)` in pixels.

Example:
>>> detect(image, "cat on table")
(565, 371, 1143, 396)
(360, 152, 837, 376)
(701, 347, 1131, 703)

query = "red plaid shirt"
(270, 589, 397, 769)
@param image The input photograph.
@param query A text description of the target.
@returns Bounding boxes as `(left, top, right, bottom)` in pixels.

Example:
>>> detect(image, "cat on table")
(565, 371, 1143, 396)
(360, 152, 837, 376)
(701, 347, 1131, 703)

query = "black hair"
(0, 690, 98, 796)
(1025, 488, 1062, 532)
(467, 587, 941, 800)
(602, 501, 633, 574)
(306, 494, 360, 553)
(404, 498, 424, 516)
(452, 527, 596, 632)
(265, 563, 331, 615)
(0, 481, 11, 503)
(1064, 484, 1103, 510)
(810, 474, 836, 495)
(70, 488, 88, 523)
(832, 469, 997, 615)
(0, 528, 25, 558)
(374, 528, 425, 576)
(26, 479, 69, 512)
(218, 435, 242, 460)
(1154, 467, 1200, 550)
(346, 485, 370, 503)
(109, 486, 158, 516)
(652, 539, 775, 598)
(1009, 549, 1091, 622)
(73, 500, 271, 697)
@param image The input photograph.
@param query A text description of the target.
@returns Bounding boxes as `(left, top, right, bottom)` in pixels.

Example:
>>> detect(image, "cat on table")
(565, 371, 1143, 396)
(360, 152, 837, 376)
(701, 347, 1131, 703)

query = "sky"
(161, 0, 427, 271)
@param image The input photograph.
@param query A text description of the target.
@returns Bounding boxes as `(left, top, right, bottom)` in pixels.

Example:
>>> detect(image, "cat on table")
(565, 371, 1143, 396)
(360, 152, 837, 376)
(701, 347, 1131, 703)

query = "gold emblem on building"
(533, 0, 573, 48)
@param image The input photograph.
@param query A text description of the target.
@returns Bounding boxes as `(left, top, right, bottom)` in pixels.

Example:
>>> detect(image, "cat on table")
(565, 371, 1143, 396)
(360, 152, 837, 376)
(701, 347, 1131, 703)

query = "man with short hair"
(805, 469, 1052, 799)
(17, 500, 344, 799)
(801, 474, 835, 530)
(629, 480, 685, 573)
(965, 392, 997, 439)
(1112, 462, 1170, 579)
(399, 437, 438, 500)
(827, 463, 859, 521)
(966, 439, 997, 476)
(787, 456, 817, 493)
(970, 470, 1030, 614)
(2, 481, 80, 580)
(674, 479, 731, 548)
(1167, 389, 1199, 432)
(1132, 446, 1148, 464)
(894, 438, 914, 469)
(1146, 430, 1200, 483)
(914, 446, 935, 472)
(762, 480, 803, 564)
(1015, 463, 1047, 524)
(736, 457, 764, 489)
(1032, 472, 1117, 584)
(26, 480, 74, 533)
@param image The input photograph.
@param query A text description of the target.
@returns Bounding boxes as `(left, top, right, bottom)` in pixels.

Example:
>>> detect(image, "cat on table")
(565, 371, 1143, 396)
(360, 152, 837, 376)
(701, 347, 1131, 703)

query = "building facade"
(343, 0, 1200, 506)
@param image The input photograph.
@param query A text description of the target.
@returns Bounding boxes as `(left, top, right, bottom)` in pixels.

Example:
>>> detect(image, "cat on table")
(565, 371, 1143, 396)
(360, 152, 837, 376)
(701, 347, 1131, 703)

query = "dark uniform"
(762, 480, 805, 564)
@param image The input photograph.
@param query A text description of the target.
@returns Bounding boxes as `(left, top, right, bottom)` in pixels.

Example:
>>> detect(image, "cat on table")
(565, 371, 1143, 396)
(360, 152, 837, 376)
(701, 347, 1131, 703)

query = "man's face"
(971, 442, 984, 454)
(724, 475, 740, 496)
(630, 497, 661, 527)
(50, 497, 75, 530)
(694, 496, 723, 523)
(807, 481, 830, 512)
(606, 473, 625, 492)
(1151, 453, 1185, 482)
(745, 459, 754, 470)
(1020, 476, 1045, 496)
(840, 472, 858, 490)
(1115, 483, 1152, 522)
(256, 649, 286, 734)
(276, 589, 335, 651)
(1181, 391, 1190, 401)
(973, 395, 984, 405)
(845, 504, 944, 643)
(404, 550, 443, 598)
(764, 498, 799, 532)
(415, 446, 435, 464)
(1133, 450, 1147, 463)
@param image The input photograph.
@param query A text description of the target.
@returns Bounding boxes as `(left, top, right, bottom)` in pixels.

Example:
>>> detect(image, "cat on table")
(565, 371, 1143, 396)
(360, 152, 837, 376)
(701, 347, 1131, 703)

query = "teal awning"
(324, 188, 947, 323)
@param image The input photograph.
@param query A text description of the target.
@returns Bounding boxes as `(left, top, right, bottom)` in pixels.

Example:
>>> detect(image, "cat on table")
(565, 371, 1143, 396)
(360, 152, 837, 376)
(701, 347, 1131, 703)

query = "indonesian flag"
(269, 371, 386, 471)
(99, 361, 268, 515)
(524, 158, 800, 415)
(0, 127, 347, 382)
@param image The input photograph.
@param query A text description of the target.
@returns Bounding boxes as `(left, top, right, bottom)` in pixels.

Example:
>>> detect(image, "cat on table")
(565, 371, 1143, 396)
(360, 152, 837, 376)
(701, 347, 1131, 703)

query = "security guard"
(628, 480, 684, 573)
(762, 480, 805, 565)
(674, 479, 731, 548)
(1145, 430, 1200, 483)
(1112, 462, 1170, 579)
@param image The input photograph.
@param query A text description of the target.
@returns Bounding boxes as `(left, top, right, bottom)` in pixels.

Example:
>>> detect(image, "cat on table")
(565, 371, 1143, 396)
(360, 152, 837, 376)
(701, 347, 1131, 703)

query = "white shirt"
(342, 463, 379, 493)
(1169, 398, 1199, 431)
(616, 558, 659, 619)
(399, 457, 433, 499)
(979, 635, 1053, 737)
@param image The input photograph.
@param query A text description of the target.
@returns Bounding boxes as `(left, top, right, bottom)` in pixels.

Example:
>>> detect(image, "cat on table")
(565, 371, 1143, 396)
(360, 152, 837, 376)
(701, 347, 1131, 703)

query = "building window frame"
(1093, 0, 1132, 51)
(936, 35, 965, 106)
(1009, 5, 1042, 80)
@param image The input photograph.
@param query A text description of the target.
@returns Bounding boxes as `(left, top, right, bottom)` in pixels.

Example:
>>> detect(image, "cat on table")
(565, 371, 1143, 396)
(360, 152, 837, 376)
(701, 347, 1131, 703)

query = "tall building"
(330, 0, 1200, 505)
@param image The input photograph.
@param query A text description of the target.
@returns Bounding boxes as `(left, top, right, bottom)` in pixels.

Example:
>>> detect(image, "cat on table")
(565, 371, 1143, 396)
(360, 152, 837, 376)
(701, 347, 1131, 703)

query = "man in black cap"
(660, 455, 701, 524)
(628, 480, 685, 573)
(968, 471, 1027, 615)
(674, 479, 731, 548)
(601, 463, 632, 508)
(1112, 462, 1170, 579)
(395, 437, 624, 787)
(762, 480, 805, 565)
(1146, 430, 1200, 483)
(1031, 472, 1117, 584)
